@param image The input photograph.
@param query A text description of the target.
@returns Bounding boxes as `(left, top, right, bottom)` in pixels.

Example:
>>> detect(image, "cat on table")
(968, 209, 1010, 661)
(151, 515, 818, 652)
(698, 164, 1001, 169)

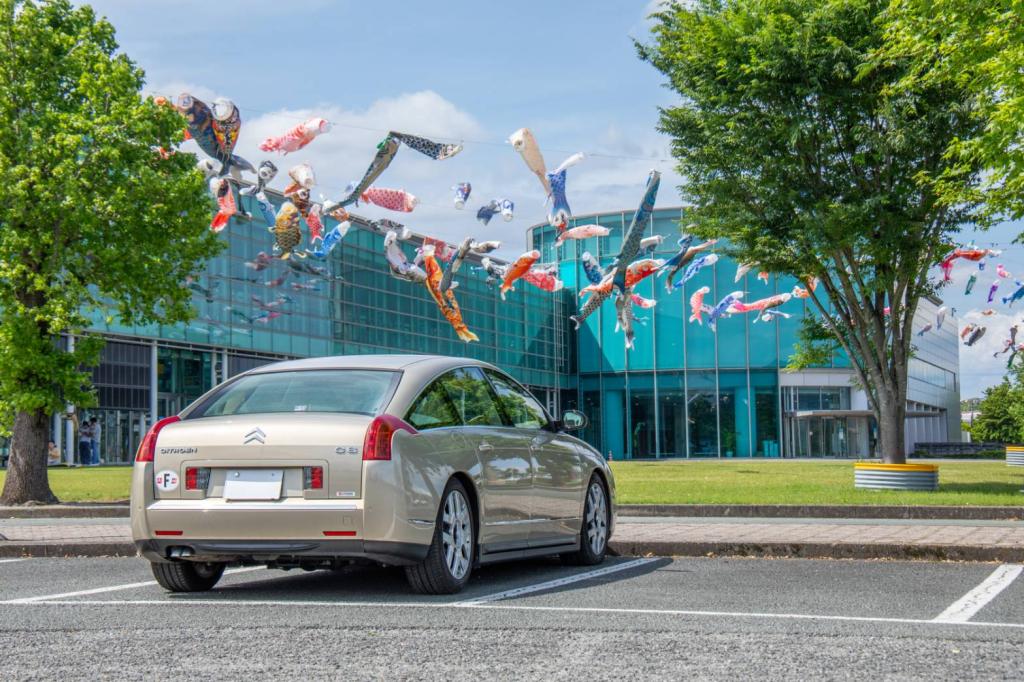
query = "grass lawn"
(0, 466, 132, 503)
(0, 460, 1021, 506)
(612, 460, 1024, 506)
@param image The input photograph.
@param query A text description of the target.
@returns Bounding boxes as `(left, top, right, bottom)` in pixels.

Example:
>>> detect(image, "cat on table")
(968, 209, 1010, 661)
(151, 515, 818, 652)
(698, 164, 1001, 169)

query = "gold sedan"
(131, 355, 615, 594)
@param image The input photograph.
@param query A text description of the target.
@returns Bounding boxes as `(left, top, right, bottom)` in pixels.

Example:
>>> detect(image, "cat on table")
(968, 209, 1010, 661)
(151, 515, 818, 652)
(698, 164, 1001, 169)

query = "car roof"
(247, 354, 490, 374)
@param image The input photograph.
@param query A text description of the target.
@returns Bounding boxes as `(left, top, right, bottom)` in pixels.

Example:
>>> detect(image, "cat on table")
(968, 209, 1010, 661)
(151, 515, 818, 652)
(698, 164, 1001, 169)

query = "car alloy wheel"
(441, 487, 473, 580)
(585, 480, 608, 556)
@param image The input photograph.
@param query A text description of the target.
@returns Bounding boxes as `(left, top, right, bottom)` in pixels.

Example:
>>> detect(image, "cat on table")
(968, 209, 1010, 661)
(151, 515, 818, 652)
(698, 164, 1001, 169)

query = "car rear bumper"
(136, 538, 430, 566)
(133, 496, 436, 566)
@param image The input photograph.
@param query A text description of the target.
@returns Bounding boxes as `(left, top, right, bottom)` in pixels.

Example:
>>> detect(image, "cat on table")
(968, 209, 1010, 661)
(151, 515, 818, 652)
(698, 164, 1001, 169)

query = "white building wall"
(907, 297, 962, 449)
(778, 295, 961, 456)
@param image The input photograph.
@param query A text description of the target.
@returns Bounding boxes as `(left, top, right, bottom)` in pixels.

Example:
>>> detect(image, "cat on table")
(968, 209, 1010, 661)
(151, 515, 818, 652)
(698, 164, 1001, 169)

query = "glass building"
(528, 208, 961, 461)
(40, 191, 960, 464)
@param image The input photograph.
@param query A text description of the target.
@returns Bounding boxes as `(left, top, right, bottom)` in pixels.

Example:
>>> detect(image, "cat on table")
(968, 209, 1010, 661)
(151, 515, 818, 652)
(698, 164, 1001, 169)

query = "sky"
(80, 0, 680, 253)
(79, 0, 1024, 400)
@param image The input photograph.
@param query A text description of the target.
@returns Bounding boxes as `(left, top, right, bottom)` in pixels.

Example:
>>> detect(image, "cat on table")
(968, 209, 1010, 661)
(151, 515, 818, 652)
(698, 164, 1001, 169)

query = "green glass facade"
(89, 190, 567, 390)
(67, 188, 569, 463)
(43, 194, 957, 465)
(530, 208, 839, 459)
(529, 208, 960, 460)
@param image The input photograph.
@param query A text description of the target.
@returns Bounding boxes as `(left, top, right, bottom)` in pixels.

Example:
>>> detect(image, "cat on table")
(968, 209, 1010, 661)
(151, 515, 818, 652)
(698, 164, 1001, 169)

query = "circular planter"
(1007, 446, 1024, 467)
(854, 462, 938, 491)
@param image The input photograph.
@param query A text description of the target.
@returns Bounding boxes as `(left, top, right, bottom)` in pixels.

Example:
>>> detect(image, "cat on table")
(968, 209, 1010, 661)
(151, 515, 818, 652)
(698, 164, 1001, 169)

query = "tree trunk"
(876, 396, 907, 465)
(0, 409, 58, 505)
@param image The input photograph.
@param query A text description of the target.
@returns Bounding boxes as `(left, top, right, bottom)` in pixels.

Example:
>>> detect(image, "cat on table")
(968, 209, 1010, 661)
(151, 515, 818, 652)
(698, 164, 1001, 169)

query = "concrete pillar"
(52, 412, 61, 463)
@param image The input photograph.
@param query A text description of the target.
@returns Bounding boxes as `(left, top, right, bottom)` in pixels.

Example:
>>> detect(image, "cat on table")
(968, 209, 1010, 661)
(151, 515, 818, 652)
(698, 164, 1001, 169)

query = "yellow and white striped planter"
(854, 462, 938, 491)
(1007, 446, 1024, 467)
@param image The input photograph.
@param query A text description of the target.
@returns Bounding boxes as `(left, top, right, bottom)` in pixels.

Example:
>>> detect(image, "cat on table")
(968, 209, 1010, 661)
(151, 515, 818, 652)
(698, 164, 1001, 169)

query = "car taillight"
(135, 416, 181, 463)
(303, 466, 323, 489)
(185, 467, 210, 491)
(362, 415, 417, 461)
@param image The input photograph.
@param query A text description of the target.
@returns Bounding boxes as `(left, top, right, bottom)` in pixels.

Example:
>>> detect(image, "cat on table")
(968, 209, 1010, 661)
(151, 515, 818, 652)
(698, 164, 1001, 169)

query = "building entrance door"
(789, 416, 851, 457)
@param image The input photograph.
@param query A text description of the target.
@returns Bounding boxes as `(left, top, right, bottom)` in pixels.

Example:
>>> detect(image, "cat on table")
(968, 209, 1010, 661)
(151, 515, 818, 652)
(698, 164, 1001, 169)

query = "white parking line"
(3, 598, 1023, 630)
(933, 564, 1024, 623)
(4, 566, 265, 604)
(455, 558, 659, 605)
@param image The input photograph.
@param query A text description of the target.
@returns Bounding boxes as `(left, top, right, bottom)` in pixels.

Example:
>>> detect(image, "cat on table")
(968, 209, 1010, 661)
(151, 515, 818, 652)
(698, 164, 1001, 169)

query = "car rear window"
(190, 370, 398, 418)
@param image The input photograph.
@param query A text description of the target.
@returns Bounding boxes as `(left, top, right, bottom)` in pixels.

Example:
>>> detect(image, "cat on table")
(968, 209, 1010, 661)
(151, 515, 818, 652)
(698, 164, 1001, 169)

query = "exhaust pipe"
(168, 547, 195, 559)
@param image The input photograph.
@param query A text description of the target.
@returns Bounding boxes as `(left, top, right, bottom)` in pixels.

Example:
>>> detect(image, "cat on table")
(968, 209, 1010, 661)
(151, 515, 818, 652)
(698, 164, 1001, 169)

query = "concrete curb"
(618, 504, 1024, 520)
(3, 538, 1019, 563)
(0, 505, 129, 519)
(4, 503, 1023, 520)
(0, 542, 136, 558)
(608, 540, 1024, 563)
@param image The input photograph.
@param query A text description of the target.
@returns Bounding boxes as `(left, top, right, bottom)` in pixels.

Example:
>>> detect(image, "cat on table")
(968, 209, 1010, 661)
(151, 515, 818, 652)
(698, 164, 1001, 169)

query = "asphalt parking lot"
(1, 556, 1022, 679)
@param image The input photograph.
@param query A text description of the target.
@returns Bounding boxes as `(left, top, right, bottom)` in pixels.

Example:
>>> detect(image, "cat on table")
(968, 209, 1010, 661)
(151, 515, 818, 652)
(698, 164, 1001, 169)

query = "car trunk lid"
(152, 413, 370, 501)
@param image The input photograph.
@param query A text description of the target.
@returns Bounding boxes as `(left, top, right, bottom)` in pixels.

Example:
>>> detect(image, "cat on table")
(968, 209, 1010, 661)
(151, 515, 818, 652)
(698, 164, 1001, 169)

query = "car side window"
(485, 370, 549, 430)
(405, 382, 460, 430)
(438, 368, 505, 427)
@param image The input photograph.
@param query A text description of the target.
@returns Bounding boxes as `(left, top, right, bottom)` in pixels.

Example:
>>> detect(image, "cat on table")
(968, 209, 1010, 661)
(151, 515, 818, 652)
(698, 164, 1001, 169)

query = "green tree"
(879, 0, 1024, 223)
(1006, 365, 1024, 443)
(638, 0, 983, 464)
(970, 379, 1024, 444)
(0, 0, 220, 503)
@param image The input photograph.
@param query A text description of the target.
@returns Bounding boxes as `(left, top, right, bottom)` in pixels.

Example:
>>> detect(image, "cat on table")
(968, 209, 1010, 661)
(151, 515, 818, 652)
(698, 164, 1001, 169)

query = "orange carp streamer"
(422, 246, 479, 343)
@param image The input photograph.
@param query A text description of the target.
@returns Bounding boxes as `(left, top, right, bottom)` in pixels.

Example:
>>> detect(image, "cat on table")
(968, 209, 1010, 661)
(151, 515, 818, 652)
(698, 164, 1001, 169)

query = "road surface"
(1, 555, 1022, 679)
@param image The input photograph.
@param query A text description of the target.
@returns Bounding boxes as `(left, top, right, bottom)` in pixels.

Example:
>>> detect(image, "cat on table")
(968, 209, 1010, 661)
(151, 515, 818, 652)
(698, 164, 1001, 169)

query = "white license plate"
(223, 469, 283, 501)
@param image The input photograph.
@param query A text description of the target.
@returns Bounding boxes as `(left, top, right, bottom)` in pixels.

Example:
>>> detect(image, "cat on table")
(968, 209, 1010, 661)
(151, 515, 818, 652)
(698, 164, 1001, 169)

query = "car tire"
(405, 478, 475, 594)
(150, 561, 226, 592)
(562, 475, 609, 566)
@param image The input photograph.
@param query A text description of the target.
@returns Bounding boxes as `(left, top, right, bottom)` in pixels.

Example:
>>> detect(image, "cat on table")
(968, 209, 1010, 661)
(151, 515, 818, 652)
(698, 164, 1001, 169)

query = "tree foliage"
(0, 0, 221, 502)
(638, 0, 983, 462)
(879, 0, 1024, 223)
(970, 378, 1024, 444)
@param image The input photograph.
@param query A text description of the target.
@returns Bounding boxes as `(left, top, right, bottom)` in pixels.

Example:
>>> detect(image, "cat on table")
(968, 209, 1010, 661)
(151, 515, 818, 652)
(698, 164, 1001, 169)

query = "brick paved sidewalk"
(3, 516, 1024, 561)
(0, 519, 129, 544)
(619, 518, 1024, 548)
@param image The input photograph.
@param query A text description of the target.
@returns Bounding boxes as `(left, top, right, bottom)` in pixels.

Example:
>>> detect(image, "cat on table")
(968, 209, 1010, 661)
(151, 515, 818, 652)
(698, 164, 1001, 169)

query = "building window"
(909, 358, 954, 390)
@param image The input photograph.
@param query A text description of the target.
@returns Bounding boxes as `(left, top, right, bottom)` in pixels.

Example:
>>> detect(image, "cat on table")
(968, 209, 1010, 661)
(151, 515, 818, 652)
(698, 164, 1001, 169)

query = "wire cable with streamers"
(150, 90, 674, 164)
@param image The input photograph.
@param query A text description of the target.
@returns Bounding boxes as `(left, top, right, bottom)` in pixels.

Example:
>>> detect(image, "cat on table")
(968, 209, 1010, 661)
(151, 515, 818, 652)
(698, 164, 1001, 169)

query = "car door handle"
(477, 442, 494, 452)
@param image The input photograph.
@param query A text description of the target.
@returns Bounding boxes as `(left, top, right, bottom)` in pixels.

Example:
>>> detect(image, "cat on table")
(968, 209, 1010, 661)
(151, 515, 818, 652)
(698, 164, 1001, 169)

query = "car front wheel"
(405, 478, 475, 594)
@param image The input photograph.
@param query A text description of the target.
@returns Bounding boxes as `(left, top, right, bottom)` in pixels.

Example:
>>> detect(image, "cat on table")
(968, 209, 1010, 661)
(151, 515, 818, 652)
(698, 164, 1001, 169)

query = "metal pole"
(650, 211, 661, 459)
(149, 341, 158, 426)
(64, 334, 75, 465)
(777, 287, 784, 457)
(713, 261, 721, 458)
(746, 300, 753, 457)
(680, 209, 690, 459)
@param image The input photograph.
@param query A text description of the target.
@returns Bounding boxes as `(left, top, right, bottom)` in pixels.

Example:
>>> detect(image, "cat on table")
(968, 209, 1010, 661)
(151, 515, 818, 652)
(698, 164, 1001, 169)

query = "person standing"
(47, 440, 61, 466)
(78, 416, 93, 467)
(89, 418, 102, 465)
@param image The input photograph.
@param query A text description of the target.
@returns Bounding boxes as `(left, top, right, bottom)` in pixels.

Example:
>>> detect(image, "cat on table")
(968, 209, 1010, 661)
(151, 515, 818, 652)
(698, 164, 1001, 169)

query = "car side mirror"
(560, 410, 588, 431)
